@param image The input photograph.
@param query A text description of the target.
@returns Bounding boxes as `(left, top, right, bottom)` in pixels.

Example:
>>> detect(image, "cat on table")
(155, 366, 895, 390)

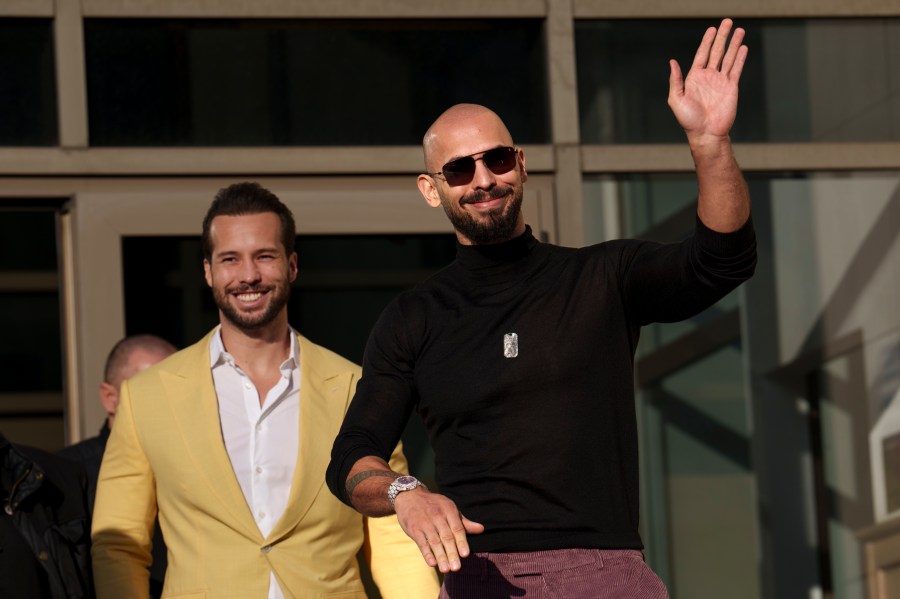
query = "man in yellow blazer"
(92, 182, 439, 599)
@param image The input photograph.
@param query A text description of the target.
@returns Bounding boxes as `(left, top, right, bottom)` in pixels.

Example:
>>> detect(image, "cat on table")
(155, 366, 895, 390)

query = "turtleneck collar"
(455, 225, 539, 273)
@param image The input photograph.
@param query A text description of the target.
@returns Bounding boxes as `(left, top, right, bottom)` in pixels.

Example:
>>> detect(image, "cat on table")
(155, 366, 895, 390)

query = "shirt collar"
(209, 325, 300, 372)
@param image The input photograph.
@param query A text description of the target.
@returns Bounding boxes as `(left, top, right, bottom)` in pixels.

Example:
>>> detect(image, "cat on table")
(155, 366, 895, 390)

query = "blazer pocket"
(162, 592, 206, 599)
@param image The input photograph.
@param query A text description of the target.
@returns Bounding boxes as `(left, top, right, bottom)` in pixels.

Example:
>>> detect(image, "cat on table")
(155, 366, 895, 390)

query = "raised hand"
(668, 18, 748, 146)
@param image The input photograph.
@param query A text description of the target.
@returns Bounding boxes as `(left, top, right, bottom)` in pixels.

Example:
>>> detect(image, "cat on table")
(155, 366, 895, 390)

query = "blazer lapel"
(162, 331, 261, 541)
(268, 334, 354, 543)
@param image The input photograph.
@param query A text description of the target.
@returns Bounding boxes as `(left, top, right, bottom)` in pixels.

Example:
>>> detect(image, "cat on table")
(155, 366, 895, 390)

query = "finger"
(427, 529, 455, 573)
(729, 45, 749, 82)
(721, 27, 746, 74)
(414, 533, 439, 568)
(668, 59, 684, 100)
(691, 27, 717, 71)
(462, 515, 485, 536)
(708, 18, 734, 70)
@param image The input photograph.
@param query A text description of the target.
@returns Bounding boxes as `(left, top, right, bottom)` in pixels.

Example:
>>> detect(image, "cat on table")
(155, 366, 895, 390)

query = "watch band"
(387, 475, 425, 507)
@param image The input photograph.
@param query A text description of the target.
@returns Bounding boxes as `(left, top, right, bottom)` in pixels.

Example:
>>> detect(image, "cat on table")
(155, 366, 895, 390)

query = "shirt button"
(255, 423, 262, 432)
(38, 551, 49, 561)
(261, 545, 272, 553)
(258, 511, 266, 519)
(244, 382, 252, 389)
(255, 466, 263, 474)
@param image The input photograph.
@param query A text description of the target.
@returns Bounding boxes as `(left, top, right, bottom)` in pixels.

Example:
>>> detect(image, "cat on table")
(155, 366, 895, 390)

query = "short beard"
(214, 284, 290, 332)
(441, 185, 524, 245)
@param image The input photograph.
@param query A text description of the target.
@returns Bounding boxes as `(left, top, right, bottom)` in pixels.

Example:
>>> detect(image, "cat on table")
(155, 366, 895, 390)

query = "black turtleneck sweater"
(327, 217, 756, 553)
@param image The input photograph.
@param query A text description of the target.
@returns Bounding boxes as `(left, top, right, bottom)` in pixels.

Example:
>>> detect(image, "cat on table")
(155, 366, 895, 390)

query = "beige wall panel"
(0, 0, 52, 16)
(581, 143, 900, 173)
(546, 0, 580, 145)
(54, 0, 89, 148)
(0, 145, 556, 176)
(554, 144, 585, 246)
(574, 0, 900, 18)
(81, 0, 546, 17)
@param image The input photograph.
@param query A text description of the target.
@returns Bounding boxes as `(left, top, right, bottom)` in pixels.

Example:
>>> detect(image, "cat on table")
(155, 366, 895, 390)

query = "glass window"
(0, 19, 58, 145)
(86, 19, 549, 146)
(583, 173, 740, 356)
(0, 207, 64, 451)
(576, 19, 900, 143)
(641, 343, 759, 597)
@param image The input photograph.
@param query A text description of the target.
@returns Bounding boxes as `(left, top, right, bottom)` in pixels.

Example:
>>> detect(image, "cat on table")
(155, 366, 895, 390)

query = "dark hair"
(201, 182, 297, 262)
(104, 334, 177, 386)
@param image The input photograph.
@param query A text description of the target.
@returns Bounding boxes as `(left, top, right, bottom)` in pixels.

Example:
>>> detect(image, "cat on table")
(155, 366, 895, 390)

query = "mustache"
(460, 186, 512, 205)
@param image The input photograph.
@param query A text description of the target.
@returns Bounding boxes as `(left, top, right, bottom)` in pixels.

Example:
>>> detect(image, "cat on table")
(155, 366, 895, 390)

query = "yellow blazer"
(92, 330, 438, 599)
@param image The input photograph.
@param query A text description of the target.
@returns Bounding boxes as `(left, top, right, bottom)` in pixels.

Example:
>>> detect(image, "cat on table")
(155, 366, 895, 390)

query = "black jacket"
(1, 432, 94, 598)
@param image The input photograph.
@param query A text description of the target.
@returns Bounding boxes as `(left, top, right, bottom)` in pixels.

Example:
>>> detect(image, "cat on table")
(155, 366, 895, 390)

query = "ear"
(203, 259, 213, 288)
(417, 174, 443, 209)
(99, 382, 119, 418)
(517, 147, 528, 183)
(288, 252, 298, 283)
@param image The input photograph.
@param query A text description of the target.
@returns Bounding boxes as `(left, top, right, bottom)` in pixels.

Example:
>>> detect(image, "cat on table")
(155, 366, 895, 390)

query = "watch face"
(396, 476, 417, 486)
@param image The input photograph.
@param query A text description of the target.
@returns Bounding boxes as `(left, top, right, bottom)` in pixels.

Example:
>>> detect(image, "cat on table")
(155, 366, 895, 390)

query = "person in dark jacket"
(1, 431, 94, 599)
(58, 334, 176, 598)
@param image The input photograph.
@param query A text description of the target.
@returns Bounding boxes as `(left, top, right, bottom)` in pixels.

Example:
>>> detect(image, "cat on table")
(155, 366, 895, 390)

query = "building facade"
(1, 1, 898, 597)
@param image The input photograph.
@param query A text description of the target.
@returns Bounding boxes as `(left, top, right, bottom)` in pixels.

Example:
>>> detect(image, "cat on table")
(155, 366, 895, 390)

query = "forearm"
(689, 134, 750, 233)
(345, 455, 403, 516)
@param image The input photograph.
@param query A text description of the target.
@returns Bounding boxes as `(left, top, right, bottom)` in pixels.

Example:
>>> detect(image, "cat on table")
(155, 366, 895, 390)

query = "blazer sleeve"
(91, 379, 155, 599)
(362, 440, 440, 599)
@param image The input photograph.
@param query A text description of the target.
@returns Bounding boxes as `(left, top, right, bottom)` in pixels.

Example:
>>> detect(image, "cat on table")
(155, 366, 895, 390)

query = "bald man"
(59, 334, 176, 599)
(328, 19, 757, 598)
(60, 334, 177, 504)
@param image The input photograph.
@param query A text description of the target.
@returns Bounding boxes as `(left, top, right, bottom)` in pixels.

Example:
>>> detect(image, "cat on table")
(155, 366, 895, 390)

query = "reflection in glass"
(576, 19, 900, 143)
(642, 344, 759, 598)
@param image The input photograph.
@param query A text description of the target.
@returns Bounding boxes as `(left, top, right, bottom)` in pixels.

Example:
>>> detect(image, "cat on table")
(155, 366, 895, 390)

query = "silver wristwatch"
(387, 475, 424, 507)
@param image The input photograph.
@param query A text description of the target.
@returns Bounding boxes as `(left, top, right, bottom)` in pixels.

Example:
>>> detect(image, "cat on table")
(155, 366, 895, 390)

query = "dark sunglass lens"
(442, 156, 476, 185)
(483, 147, 517, 174)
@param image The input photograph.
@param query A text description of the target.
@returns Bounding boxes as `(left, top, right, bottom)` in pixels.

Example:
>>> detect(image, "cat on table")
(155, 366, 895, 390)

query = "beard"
(440, 184, 524, 244)
(213, 282, 290, 332)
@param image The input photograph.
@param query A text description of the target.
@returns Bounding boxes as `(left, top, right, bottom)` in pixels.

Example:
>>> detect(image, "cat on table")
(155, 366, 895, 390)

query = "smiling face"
(418, 105, 527, 245)
(203, 212, 298, 335)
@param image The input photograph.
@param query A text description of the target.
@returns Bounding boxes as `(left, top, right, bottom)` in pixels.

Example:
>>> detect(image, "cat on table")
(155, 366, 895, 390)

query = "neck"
(219, 312, 291, 367)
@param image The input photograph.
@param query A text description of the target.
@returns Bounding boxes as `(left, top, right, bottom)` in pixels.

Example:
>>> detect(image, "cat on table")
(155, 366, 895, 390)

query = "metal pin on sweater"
(504, 333, 518, 358)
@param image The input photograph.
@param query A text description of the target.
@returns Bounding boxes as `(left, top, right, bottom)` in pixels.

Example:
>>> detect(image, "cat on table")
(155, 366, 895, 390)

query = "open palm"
(668, 19, 748, 140)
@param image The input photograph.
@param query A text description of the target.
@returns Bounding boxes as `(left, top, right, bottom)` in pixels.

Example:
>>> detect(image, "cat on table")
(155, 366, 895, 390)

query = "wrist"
(686, 132, 733, 159)
(387, 475, 427, 509)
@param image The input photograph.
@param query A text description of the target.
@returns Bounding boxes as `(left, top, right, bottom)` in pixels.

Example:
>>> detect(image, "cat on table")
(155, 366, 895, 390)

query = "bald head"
(423, 104, 515, 172)
(100, 334, 177, 427)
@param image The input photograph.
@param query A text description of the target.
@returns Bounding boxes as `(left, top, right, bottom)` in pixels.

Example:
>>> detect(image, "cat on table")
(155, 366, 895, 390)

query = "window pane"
(86, 19, 549, 146)
(642, 343, 759, 598)
(0, 19, 57, 145)
(576, 19, 900, 143)
(0, 207, 64, 451)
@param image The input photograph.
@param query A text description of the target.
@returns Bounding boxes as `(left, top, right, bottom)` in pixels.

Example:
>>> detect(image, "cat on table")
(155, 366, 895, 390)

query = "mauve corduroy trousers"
(437, 548, 669, 599)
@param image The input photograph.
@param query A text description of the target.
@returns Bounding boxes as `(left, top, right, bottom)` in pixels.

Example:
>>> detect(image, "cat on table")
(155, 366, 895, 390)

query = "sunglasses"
(428, 146, 518, 187)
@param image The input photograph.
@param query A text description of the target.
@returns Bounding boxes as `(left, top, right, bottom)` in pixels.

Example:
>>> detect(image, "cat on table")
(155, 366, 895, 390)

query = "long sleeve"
(91, 379, 156, 599)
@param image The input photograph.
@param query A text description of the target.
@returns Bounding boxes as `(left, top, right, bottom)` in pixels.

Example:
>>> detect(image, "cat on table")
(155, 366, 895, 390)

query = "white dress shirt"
(210, 327, 300, 599)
